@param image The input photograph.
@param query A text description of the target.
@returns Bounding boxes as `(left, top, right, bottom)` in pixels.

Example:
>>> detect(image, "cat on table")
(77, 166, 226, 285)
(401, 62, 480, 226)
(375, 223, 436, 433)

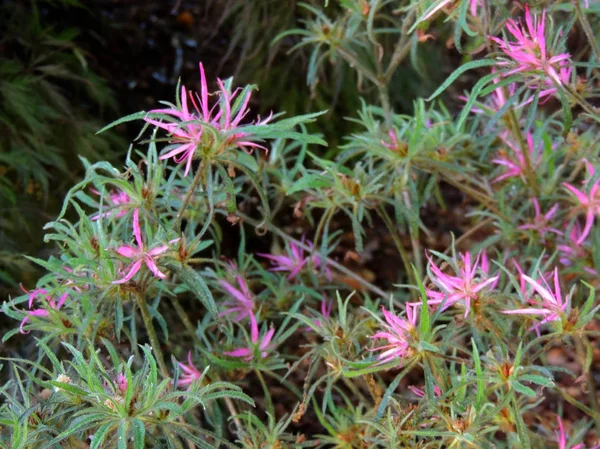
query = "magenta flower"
(115, 374, 128, 395)
(259, 238, 331, 281)
(492, 133, 542, 184)
(526, 60, 572, 105)
(503, 267, 569, 334)
(224, 314, 275, 361)
(218, 264, 255, 322)
(408, 384, 442, 398)
(112, 209, 178, 284)
(422, 251, 499, 318)
(18, 286, 68, 334)
(558, 222, 597, 276)
(370, 305, 417, 365)
(489, 6, 571, 87)
(313, 297, 333, 329)
(555, 415, 598, 449)
(381, 129, 404, 153)
(91, 189, 132, 220)
(259, 240, 307, 280)
(562, 175, 600, 245)
(145, 62, 272, 176)
(176, 351, 203, 388)
(518, 198, 563, 238)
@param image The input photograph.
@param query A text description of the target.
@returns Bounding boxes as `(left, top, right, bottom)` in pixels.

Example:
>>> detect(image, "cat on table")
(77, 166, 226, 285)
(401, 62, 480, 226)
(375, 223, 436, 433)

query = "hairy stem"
(169, 295, 244, 433)
(574, 335, 600, 430)
(138, 294, 169, 379)
(175, 161, 205, 231)
(255, 368, 274, 416)
(506, 107, 538, 195)
(574, 0, 600, 62)
(377, 205, 417, 295)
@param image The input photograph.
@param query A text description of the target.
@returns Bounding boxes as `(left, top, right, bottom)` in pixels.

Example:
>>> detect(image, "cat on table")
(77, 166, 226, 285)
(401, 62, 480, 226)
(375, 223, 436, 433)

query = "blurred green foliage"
(0, 0, 124, 289)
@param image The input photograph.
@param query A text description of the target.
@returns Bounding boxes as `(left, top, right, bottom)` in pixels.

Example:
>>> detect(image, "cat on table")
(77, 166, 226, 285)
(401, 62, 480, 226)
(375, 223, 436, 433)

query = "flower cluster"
(112, 209, 179, 284)
(259, 237, 331, 281)
(489, 6, 571, 94)
(420, 251, 498, 319)
(370, 305, 417, 365)
(145, 63, 272, 176)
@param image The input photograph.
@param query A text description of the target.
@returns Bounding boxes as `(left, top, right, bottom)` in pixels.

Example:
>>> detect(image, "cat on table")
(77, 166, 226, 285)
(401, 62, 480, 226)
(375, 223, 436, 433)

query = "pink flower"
(370, 305, 417, 365)
(421, 251, 499, 318)
(408, 384, 442, 398)
(112, 209, 178, 284)
(18, 286, 68, 334)
(503, 267, 569, 334)
(562, 175, 600, 245)
(224, 314, 275, 361)
(115, 374, 128, 394)
(555, 415, 598, 449)
(469, 0, 479, 16)
(525, 60, 572, 105)
(146, 62, 272, 176)
(313, 297, 333, 329)
(218, 271, 255, 322)
(91, 189, 132, 220)
(518, 198, 563, 237)
(489, 6, 571, 87)
(258, 238, 331, 281)
(558, 222, 597, 276)
(492, 133, 542, 184)
(176, 351, 203, 388)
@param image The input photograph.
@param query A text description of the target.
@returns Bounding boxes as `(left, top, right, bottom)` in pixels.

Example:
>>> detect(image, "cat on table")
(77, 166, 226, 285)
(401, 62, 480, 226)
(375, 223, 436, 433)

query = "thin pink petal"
(113, 260, 143, 284)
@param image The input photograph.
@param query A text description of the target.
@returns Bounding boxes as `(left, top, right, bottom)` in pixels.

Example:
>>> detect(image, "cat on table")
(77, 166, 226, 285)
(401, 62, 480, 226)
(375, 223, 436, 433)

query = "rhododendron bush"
(2, 1, 600, 448)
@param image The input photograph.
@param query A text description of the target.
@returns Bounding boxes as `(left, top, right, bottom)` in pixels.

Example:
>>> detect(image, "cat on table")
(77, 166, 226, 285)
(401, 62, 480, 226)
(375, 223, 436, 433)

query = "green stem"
(556, 384, 600, 422)
(438, 175, 505, 220)
(565, 85, 600, 117)
(170, 295, 244, 433)
(377, 205, 417, 293)
(170, 295, 200, 343)
(138, 294, 169, 379)
(384, 36, 411, 81)
(442, 218, 494, 256)
(378, 84, 392, 128)
(336, 46, 381, 86)
(574, 335, 600, 430)
(175, 162, 205, 231)
(311, 208, 334, 262)
(574, 0, 600, 62)
(254, 368, 274, 416)
(506, 106, 538, 195)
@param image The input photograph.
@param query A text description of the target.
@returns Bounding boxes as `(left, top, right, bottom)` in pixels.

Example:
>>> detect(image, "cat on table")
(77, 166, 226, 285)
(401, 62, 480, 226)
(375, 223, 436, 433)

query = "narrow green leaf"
(427, 59, 497, 101)
(96, 111, 147, 135)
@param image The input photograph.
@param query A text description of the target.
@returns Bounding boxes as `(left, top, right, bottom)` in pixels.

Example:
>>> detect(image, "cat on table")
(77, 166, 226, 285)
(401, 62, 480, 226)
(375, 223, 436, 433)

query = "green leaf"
(118, 419, 128, 449)
(512, 381, 537, 398)
(376, 360, 417, 419)
(427, 59, 497, 101)
(133, 419, 145, 449)
(413, 266, 430, 338)
(96, 111, 147, 134)
(90, 423, 113, 449)
(286, 173, 332, 195)
(518, 374, 554, 387)
(555, 84, 572, 136)
(471, 338, 485, 411)
(167, 263, 218, 318)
